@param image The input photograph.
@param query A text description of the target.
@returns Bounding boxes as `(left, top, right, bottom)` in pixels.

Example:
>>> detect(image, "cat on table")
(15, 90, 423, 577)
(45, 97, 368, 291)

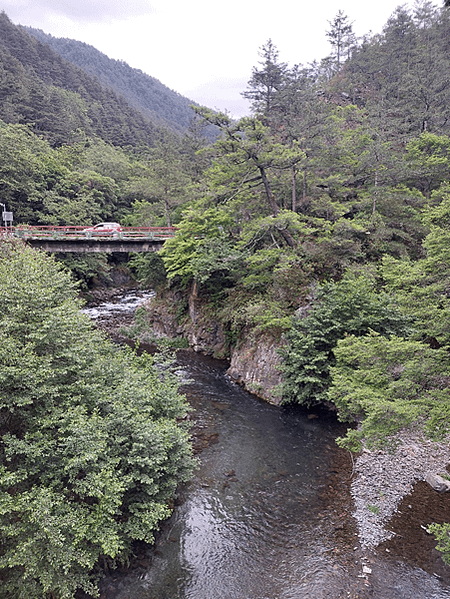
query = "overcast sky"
(1, 0, 442, 117)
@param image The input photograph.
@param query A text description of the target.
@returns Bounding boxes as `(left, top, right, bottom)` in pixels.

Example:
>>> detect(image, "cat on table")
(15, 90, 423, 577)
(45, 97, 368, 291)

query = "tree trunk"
(258, 165, 295, 247)
(258, 165, 279, 216)
(292, 166, 297, 212)
(372, 165, 378, 216)
(164, 196, 171, 227)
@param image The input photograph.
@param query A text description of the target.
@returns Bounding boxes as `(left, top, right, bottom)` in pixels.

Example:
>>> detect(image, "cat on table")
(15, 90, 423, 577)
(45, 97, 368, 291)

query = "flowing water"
(86, 290, 450, 599)
(81, 289, 154, 321)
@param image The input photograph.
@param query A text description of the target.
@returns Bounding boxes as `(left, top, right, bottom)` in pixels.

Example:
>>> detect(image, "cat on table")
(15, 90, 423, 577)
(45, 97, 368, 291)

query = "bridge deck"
(1, 226, 177, 252)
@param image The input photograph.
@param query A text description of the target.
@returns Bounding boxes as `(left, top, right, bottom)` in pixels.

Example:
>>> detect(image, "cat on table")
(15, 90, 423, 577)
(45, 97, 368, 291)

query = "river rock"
(226, 331, 283, 404)
(425, 472, 450, 492)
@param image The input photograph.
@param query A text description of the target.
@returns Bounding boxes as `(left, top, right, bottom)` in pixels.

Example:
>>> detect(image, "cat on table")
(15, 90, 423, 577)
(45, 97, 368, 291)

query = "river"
(84, 290, 450, 599)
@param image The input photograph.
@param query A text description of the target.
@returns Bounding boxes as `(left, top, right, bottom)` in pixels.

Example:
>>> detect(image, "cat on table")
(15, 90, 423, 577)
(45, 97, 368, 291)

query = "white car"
(83, 222, 122, 236)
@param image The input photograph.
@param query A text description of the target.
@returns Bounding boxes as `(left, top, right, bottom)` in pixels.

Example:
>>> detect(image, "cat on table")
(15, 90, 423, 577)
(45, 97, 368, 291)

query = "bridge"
(4, 226, 176, 253)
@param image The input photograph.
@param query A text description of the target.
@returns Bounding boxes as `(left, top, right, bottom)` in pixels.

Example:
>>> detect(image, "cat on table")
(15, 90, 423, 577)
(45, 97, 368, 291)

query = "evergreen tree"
(242, 39, 288, 118)
(195, 107, 304, 222)
(281, 269, 410, 407)
(325, 10, 356, 71)
(329, 332, 450, 450)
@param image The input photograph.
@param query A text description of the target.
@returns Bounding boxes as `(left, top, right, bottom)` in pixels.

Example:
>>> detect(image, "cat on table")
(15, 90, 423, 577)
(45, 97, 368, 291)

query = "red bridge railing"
(2, 226, 177, 240)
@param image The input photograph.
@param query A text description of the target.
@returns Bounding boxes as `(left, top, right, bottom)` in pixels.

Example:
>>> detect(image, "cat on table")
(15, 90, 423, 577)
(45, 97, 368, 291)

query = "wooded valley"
(1, 2, 450, 595)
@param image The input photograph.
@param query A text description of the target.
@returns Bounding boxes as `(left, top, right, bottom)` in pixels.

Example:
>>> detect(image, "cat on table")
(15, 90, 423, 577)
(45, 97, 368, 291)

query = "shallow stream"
(85, 290, 450, 599)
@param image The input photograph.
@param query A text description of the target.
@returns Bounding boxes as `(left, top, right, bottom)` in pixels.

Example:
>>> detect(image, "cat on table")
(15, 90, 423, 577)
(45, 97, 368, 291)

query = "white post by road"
(0, 203, 13, 234)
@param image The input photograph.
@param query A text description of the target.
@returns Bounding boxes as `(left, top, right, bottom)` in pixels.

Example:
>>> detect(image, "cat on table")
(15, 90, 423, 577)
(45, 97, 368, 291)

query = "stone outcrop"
(145, 283, 228, 358)
(143, 284, 283, 404)
(226, 332, 283, 404)
(425, 472, 450, 492)
(145, 290, 188, 340)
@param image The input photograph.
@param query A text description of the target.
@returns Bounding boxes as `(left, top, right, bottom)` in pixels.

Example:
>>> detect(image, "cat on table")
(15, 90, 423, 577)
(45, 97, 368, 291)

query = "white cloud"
(185, 77, 251, 118)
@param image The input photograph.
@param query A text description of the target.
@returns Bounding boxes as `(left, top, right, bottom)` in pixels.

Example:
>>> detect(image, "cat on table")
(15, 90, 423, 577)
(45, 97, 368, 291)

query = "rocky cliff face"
(226, 332, 283, 404)
(143, 284, 283, 405)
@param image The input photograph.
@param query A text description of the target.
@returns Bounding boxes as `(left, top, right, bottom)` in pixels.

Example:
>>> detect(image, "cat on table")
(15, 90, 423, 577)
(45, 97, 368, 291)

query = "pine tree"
(242, 39, 288, 119)
(325, 10, 356, 71)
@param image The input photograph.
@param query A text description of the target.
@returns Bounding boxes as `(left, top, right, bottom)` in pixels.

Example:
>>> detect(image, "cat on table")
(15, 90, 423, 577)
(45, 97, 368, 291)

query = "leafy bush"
(328, 332, 450, 450)
(128, 251, 167, 288)
(55, 252, 111, 290)
(280, 269, 411, 406)
(0, 240, 195, 598)
(428, 523, 450, 565)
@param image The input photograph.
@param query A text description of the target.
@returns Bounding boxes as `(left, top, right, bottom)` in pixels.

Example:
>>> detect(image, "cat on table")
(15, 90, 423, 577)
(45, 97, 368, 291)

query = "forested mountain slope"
(0, 11, 162, 147)
(23, 27, 199, 134)
(333, 4, 450, 138)
(0, 11, 210, 230)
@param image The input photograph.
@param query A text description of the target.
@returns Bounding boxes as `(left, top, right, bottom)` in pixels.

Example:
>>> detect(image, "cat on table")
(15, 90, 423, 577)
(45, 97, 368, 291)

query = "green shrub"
(280, 269, 411, 407)
(0, 240, 195, 598)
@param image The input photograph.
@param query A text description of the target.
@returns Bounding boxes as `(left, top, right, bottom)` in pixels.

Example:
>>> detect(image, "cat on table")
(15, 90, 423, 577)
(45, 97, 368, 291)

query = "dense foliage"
(0, 241, 195, 598)
(280, 270, 411, 408)
(0, 118, 203, 227)
(0, 13, 162, 148)
(155, 3, 450, 345)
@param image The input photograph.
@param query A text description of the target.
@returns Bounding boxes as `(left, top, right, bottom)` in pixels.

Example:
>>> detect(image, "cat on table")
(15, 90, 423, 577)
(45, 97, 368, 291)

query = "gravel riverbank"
(351, 430, 450, 548)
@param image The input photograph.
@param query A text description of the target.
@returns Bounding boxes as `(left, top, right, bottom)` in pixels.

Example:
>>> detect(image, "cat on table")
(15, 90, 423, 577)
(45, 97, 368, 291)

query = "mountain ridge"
(0, 11, 165, 147)
(23, 26, 200, 134)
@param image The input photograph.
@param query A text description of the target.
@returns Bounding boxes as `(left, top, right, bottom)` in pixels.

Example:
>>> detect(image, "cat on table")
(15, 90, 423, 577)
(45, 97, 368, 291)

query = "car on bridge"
(82, 222, 122, 236)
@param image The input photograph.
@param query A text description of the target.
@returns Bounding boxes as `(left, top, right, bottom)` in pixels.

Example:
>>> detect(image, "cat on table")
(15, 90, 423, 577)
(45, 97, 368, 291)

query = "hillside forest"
(2, 1, 450, 595)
